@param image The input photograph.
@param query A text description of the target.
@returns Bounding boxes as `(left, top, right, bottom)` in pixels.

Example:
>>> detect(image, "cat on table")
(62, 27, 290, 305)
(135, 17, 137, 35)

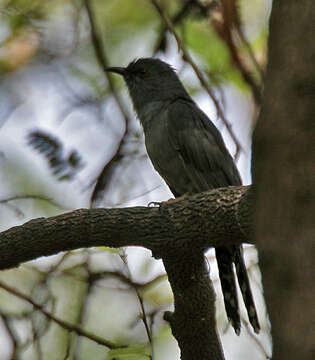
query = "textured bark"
(0, 186, 251, 271)
(252, 1, 315, 359)
(163, 255, 224, 360)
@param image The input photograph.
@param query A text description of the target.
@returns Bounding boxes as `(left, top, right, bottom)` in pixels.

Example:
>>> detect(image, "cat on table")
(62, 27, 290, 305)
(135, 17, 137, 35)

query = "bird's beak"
(104, 66, 127, 76)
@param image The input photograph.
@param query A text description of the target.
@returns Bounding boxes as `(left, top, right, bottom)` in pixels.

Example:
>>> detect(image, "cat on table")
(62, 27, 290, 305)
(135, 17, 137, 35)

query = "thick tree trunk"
(252, 1, 315, 359)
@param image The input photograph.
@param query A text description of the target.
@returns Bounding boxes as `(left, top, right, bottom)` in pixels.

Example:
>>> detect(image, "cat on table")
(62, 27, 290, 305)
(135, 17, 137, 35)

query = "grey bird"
(105, 58, 260, 335)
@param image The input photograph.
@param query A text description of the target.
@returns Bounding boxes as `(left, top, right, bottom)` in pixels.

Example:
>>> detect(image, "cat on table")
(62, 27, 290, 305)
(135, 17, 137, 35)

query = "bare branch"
(0, 280, 127, 350)
(83, 0, 131, 206)
(120, 253, 154, 354)
(0, 195, 70, 210)
(213, 0, 262, 105)
(0, 186, 252, 271)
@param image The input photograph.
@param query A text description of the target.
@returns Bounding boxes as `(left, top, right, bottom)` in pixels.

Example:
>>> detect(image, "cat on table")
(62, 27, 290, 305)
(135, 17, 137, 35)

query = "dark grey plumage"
(105, 58, 260, 334)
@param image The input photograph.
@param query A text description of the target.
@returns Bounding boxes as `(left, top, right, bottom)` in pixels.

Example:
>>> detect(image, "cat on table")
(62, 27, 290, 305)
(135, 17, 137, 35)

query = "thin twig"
(83, 0, 131, 206)
(235, 26, 264, 83)
(232, 1, 265, 83)
(0, 280, 127, 350)
(72, 251, 91, 359)
(243, 321, 272, 359)
(0, 195, 69, 210)
(219, 0, 262, 105)
(1, 314, 18, 358)
(120, 252, 154, 359)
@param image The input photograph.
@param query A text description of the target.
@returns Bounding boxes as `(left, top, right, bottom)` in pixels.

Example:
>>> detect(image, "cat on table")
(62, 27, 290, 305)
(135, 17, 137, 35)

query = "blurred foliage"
(0, 0, 271, 359)
(184, 19, 247, 89)
(0, 0, 268, 84)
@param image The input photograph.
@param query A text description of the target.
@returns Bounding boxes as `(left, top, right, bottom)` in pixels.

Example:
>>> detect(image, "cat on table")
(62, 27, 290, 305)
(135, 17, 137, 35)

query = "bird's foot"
(147, 201, 161, 207)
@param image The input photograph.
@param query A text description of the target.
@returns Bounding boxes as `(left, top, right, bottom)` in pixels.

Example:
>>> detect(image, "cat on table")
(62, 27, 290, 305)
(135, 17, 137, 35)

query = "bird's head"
(105, 58, 190, 113)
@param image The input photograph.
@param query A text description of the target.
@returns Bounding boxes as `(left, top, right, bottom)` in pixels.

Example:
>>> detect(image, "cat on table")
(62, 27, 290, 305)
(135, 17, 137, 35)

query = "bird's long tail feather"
(216, 246, 241, 335)
(234, 246, 260, 333)
(216, 245, 260, 334)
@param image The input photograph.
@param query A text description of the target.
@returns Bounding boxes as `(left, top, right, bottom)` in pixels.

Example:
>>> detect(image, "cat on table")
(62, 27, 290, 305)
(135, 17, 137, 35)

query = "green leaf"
(107, 344, 151, 360)
(184, 20, 250, 91)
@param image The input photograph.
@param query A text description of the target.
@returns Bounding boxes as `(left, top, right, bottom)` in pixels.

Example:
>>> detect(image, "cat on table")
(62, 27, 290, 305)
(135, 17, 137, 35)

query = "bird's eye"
(138, 68, 147, 76)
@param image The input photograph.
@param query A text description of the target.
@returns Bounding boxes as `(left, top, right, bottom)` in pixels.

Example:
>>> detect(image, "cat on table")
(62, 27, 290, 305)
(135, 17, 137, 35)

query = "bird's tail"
(215, 245, 260, 335)
(234, 245, 260, 333)
(215, 246, 241, 335)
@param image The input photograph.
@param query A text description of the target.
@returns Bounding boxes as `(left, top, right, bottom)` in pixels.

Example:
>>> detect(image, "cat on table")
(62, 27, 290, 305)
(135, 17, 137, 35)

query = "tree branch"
(0, 280, 126, 349)
(163, 255, 225, 360)
(0, 186, 251, 271)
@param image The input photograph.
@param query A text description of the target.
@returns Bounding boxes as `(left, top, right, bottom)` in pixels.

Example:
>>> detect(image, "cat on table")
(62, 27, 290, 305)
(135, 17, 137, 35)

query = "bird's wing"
(166, 99, 242, 192)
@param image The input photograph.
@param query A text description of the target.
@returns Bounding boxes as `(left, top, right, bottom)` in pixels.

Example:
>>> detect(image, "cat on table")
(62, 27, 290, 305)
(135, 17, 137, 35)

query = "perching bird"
(105, 58, 260, 335)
